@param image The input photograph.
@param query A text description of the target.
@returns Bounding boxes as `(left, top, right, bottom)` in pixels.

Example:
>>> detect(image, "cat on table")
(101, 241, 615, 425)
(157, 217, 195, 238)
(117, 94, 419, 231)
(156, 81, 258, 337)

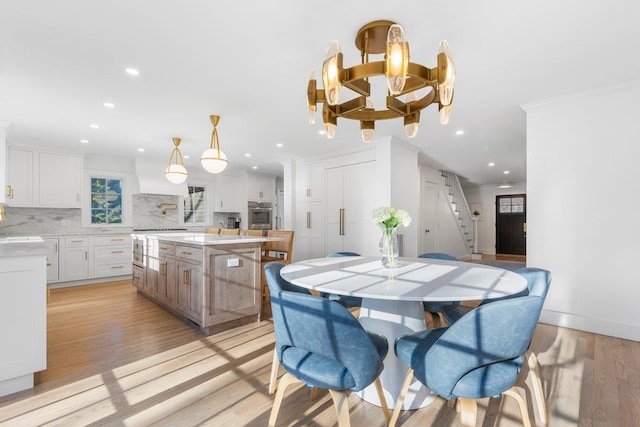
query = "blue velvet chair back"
(327, 251, 361, 257)
(267, 283, 385, 391)
(418, 252, 457, 261)
(515, 267, 551, 299)
(263, 261, 311, 295)
(417, 295, 544, 399)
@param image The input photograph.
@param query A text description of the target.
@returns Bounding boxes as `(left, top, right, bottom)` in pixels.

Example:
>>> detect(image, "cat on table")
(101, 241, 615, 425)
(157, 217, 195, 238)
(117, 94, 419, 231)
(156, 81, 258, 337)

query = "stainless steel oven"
(248, 201, 273, 230)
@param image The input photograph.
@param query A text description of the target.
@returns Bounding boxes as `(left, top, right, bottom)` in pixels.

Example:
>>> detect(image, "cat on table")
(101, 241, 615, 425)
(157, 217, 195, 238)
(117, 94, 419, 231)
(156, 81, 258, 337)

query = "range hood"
(134, 160, 187, 196)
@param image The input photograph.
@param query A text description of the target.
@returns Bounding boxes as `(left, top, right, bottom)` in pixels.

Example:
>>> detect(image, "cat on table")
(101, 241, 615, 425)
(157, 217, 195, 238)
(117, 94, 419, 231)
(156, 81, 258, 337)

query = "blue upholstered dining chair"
(265, 261, 390, 427)
(389, 295, 545, 427)
(442, 267, 552, 424)
(320, 252, 363, 309)
(264, 262, 311, 395)
(417, 252, 459, 328)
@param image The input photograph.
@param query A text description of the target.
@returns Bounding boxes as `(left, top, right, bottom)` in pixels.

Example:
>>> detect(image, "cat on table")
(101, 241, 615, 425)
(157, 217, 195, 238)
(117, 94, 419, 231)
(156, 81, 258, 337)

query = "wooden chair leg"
(389, 369, 414, 427)
(373, 377, 391, 422)
(268, 348, 280, 394)
(526, 349, 549, 424)
(268, 372, 300, 427)
(310, 386, 319, 400)
(328, 389, 351, 427)
(503, 387, 532, 427)
(458, 398, 478, 427)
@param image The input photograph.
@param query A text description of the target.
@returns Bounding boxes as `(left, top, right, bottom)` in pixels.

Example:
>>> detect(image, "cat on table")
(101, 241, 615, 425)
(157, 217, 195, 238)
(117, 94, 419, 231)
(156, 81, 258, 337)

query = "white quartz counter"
(132, 232, 277, 246)
(0, 236, 48, 257)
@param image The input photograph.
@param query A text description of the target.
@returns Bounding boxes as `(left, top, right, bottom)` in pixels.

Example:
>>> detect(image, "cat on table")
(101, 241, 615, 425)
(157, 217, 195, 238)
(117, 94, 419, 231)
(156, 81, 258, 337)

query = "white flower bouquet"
(371, 207, 412, 233)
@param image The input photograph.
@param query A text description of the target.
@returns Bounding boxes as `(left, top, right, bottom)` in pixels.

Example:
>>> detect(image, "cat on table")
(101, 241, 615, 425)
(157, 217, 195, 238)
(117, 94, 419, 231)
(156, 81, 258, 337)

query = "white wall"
(463, 182, 526, 255)
(376, 137, 420, 256)
(524, 80, 640, 341)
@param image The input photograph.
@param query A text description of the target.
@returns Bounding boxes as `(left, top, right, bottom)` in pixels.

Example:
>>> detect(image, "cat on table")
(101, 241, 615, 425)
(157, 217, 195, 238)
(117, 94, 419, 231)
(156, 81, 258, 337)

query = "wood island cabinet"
(135, 234, 262, 335)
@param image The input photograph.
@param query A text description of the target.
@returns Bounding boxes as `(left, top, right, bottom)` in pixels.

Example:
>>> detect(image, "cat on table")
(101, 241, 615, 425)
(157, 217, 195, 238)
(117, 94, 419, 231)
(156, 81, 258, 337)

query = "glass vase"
(379, 230, 399, 268)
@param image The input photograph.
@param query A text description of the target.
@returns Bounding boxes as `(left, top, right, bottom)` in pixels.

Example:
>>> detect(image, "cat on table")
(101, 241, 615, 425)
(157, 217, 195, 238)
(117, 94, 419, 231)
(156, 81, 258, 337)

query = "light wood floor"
(0, 280, 638, 426)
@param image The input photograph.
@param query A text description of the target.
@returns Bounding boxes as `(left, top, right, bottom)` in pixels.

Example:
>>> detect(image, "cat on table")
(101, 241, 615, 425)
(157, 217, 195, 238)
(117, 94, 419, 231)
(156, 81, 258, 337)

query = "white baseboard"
(540, 308, 640, 342)
(49, 275, 131, 289)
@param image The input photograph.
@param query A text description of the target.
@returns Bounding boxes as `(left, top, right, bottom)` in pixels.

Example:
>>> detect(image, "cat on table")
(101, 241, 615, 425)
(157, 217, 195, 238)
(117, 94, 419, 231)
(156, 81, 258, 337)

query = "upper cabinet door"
(38, 152, 82, 208)
(6, 147, 34, 206)
(296, 162, 324, 202)
(214, 175, 243, 212)
(247, 174, 274, 202)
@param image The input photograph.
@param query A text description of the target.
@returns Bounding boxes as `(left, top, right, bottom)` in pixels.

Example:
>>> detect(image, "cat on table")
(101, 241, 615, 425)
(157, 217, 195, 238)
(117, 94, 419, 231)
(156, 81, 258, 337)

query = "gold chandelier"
(307, 20, 455, 143)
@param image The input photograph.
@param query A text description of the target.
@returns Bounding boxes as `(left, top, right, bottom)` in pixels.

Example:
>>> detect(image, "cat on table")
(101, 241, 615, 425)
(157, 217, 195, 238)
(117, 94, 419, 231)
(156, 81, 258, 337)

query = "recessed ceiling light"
(276, 143, 283, 148)
(137, 148, 144, 152)
(488, 162, 495, 167)
(504, 170, 510, 174)
(252, 166, 258, 170)
(318, 130, 326, 135)
(80, 139, 89, 144)
(90, 124, 99, 129)
(183, 155, 190, 159)
(455, 130, 464, 135)
(125, 68, 140, 76)
(103, 102, 115, 108)
(245, 153, 251, 157)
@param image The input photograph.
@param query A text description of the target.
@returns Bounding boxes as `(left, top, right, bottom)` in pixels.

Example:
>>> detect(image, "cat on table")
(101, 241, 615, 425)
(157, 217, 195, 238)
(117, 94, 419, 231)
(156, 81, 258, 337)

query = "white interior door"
(421, 182, 439, 254)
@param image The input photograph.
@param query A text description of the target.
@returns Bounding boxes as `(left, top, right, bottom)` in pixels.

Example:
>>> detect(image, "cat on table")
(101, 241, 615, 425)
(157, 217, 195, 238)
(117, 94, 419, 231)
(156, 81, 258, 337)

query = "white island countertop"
(131, 232, 277, 246)
(0, 236, 48, 257)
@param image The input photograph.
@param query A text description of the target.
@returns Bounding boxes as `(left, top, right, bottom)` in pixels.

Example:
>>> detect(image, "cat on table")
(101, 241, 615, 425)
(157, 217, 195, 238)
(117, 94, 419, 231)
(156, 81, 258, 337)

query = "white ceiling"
(1, 1, 639, 185)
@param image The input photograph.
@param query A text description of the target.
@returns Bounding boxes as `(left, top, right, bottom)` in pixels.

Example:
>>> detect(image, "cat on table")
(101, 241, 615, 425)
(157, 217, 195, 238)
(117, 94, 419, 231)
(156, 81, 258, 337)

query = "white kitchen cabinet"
(0, 251, 47, 397)
(213, 175, 243, 212)
(247, 173, 274, 202)
(296, 161, 324, 202)
(294, 201, 325, 261)
(325, 161, 378, 256)
(38, 152, 82, 207)
(5, 147, 34, 206)
(92, 235, 132, 278)
(5, 146, 82, 208)
(43, 238, 59, 283)
(62, 237, 91, 281)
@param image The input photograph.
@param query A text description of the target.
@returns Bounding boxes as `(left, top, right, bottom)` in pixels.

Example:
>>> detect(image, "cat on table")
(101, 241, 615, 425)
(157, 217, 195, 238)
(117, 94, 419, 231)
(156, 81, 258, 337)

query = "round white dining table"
(279, 256, 528, 410)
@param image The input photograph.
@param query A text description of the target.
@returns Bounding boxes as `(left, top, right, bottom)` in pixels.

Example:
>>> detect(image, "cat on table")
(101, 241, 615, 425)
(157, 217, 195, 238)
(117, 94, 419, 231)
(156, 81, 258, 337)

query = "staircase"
(441, 171, 474, 253)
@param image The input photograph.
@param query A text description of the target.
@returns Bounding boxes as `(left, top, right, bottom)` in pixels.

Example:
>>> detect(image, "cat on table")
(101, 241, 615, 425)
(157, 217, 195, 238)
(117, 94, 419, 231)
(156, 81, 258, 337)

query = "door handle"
(425, 229, 430, 233)
(339, 209, 345, 235)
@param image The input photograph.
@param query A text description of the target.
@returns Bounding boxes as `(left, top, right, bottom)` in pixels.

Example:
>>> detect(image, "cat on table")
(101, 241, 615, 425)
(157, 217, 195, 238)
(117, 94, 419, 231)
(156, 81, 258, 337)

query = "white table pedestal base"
(356, 298, 437, 410)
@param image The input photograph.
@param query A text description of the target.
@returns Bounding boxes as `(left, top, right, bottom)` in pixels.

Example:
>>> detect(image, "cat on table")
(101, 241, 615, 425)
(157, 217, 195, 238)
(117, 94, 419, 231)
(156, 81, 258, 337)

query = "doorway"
(495, 194, 526, 256)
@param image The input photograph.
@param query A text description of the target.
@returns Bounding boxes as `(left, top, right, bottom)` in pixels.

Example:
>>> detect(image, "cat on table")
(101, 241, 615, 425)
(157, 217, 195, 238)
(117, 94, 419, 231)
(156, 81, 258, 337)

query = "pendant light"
(200, 115, 228, 174)
(164, 137, 188, 184)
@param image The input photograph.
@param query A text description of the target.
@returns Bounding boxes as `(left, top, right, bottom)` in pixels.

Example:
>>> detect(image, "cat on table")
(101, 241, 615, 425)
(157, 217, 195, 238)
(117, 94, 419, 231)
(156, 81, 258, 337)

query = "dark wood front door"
(495, 194, 526, 255)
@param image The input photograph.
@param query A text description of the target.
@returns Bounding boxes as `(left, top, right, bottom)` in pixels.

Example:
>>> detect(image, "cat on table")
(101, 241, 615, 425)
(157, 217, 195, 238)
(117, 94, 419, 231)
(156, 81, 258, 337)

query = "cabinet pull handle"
(307, 188, 311, 197)
(183, 270, 190, 285)
(76, 194, 80, 202)
(182, 251, 192, 255)
(55, 243, 58, 253)
(111, 250, 124, 254)
(111, 266, 124, 269)
(5, 186, 13, 199)
(72, 240, 83, 243)
(47, 262, 52, 267)
(306, 212, 311, 229)
(111, 238, 124, 242)
(259, 191, 263, 198)
(160, 263, 166, 276)
(160, 246, 168, 250)
(220, 201, 224, 208)
(339, 209, 345, 235)
(85, 251, 88, 260)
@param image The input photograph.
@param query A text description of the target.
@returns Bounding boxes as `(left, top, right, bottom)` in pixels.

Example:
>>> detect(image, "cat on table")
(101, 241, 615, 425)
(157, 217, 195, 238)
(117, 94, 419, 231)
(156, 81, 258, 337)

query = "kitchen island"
(131, 233, 269, 335)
